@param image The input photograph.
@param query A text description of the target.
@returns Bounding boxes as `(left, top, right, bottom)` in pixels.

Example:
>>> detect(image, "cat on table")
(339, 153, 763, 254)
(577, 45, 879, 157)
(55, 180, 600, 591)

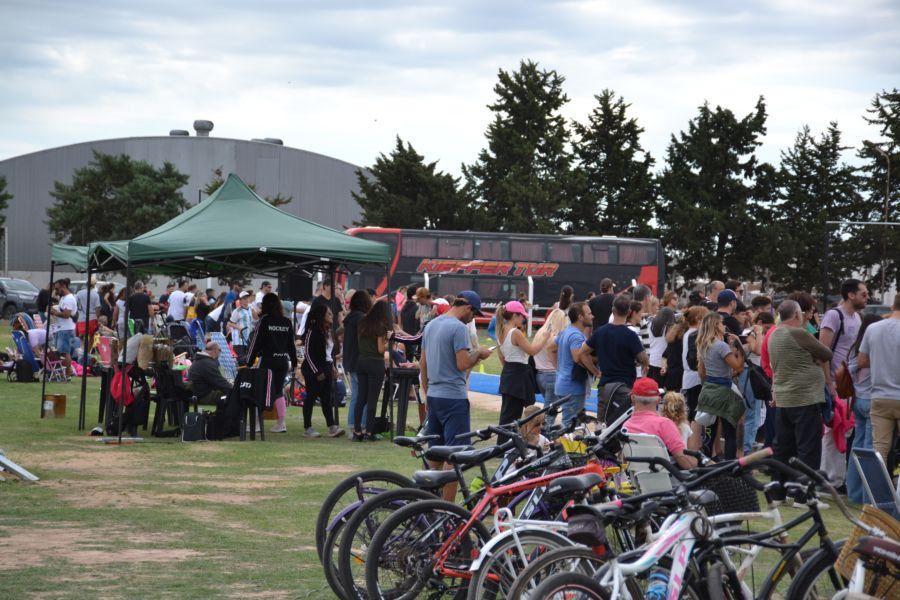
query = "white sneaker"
(328, 425, 345, 438)
(270, 424, 287, 433)
(304, 427, 321, 438)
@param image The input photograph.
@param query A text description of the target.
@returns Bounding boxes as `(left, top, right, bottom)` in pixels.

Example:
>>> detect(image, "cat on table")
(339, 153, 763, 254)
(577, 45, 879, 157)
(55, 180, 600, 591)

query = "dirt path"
(468, 391, 501, 413)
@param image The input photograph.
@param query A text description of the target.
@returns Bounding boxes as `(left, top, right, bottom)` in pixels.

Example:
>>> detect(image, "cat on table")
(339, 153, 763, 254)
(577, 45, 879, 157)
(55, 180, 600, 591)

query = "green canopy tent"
(44, 174, 390, 437)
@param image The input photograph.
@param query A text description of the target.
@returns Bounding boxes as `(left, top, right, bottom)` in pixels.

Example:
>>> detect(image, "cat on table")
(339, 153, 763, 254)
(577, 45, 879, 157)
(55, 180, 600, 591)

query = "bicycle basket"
(704, 473, 760, 516)
(836, 504, 900, 600)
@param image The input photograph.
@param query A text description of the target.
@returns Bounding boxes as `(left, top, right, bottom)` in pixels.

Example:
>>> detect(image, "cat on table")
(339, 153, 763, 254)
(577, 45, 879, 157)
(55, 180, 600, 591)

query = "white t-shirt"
(681, 327, 701, 390)
(209, 304, 224, 322)
(297, 302, 310, 334)
(648, 325, 668, 368)
(116, 299, 126, 325)
(167, 290, 187, 321)
(75, 288, 101, 323)
(53, 293, 77, 333)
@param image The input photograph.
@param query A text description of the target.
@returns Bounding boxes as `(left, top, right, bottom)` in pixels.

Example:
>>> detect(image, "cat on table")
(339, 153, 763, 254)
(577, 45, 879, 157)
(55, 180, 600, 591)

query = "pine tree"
(570, 90, 657, 237)
(0, 175, 11, 233)
(856, 89, 900, 301)
(773, 124, 864, 293)
(463, 60, 573, 233)
(352, 136, 470, 229)
(203, 167, 291, 207)
(657, 98, 771, 283)
(47, 151, 189, 245)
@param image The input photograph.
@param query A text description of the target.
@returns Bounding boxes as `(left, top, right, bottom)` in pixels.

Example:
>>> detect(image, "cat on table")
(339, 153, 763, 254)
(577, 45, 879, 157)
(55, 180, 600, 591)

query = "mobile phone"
(488, 345, 497, 352)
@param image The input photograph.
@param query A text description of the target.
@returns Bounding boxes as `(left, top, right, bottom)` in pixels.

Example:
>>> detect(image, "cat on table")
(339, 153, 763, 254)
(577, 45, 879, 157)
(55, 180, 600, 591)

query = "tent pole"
(118, 262, 131, 443)
(289, 276, 298, 409)
(40, 262, 55, 419)
(329, 264, 339, 427)
(78, 264, 92, 430)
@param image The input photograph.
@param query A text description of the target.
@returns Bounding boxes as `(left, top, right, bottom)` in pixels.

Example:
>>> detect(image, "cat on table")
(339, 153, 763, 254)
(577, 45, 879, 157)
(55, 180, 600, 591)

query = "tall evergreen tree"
(773, 124, 863, 292)
(570, 90, 657, 237)
(0, 175, 11, 233)
(353, 136, 470, 229)
(657, 97, 771, 283)
(463, 60, 573, 233)
(856, 89, 900, 300)
(47, 151, 189, 245)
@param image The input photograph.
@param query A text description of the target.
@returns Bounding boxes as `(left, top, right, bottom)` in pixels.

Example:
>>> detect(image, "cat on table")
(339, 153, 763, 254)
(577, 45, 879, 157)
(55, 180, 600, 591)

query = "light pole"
(864, 140, 891, 302)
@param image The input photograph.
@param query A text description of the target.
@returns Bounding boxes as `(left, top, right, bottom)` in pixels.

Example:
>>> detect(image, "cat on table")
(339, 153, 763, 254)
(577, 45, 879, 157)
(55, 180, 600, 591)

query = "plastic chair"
(622, 432, 676, 494)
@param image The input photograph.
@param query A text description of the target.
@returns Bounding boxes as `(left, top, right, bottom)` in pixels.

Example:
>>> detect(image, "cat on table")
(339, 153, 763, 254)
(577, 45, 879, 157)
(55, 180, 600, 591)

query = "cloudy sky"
(2, 0, 898, 175)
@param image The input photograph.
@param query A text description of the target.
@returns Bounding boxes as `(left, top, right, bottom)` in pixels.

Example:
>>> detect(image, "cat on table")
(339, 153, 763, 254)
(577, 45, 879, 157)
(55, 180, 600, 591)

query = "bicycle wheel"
(466, 529, 573, 600)
(316, 469, 414, 561)
(507, 546, 610, 600)
(364, 499, 490, 600)
(529, 572, 609, 599)
(336, 488, 436, 600)
(784, 540, 847, 600)
(706, 561, 745, 600)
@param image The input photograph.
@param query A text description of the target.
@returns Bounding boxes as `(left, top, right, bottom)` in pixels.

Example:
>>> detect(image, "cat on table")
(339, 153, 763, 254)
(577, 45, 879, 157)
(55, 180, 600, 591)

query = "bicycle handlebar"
(738, 447, 774, 467)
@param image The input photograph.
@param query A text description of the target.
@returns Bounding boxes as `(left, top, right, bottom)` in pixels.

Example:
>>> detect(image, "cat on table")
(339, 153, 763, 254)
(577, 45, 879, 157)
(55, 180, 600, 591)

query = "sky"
(1, 0, 898, 176)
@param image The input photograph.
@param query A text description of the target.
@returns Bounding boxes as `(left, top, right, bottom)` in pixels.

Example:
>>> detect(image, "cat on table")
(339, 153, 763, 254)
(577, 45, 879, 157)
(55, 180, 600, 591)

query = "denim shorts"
(426, 396, 470, 447)
(55, 329, 78, 356)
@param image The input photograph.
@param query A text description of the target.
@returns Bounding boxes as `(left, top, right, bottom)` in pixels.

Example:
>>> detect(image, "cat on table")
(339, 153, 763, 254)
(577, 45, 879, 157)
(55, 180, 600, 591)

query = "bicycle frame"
(432, 459, 609, 579)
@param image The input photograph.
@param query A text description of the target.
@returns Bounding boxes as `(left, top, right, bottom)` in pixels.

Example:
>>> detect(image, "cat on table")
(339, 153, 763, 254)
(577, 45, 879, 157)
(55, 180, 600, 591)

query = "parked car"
(863, 304, 892, 318)
(0, 277, 40, 319)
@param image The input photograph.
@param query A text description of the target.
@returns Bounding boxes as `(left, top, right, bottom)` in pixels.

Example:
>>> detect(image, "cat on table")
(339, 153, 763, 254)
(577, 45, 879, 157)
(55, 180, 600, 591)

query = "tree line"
(354, 60, 899, 297)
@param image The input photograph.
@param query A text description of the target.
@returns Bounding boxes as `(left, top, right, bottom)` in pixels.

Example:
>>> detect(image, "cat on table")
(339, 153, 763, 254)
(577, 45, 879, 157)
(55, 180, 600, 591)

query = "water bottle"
(644, 569, 668, 600)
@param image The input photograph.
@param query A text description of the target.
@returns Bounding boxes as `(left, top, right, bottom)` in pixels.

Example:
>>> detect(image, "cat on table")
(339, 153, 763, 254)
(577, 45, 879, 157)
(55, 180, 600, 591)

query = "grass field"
(0, 324, 860, 599)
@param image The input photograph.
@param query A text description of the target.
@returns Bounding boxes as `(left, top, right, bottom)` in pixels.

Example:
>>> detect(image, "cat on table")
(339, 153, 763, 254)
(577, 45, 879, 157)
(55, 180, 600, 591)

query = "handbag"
(834, 361, 854, 399)
(182, 411, 207, 442)
(745, 361, 772, 402)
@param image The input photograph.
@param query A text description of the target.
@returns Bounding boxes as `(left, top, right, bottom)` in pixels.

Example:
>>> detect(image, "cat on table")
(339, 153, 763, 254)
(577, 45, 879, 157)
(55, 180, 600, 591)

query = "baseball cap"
(457, 290, 484, 316)
(238, 291, 251, 299)
(717, 289, 738, 305)
(631, 377, 661, 399)
(504, 300, 528, 319)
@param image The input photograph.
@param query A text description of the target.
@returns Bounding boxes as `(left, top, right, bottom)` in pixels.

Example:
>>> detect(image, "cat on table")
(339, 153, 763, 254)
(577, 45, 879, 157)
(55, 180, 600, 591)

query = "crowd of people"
(11, 272, 900, 499)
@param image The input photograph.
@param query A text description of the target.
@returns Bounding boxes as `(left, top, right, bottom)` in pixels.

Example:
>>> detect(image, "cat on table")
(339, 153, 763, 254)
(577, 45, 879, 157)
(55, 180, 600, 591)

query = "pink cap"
(504, 300, 529, 318)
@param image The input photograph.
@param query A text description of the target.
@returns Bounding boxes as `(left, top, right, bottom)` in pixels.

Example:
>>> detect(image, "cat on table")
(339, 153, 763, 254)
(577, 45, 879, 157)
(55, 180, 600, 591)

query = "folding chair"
(208, 332, 237, 381)
(12, 331, 41, 374)
(622, 432, 677, 494)
(851, 448, 900, 519)
(42, 350, 68, 383)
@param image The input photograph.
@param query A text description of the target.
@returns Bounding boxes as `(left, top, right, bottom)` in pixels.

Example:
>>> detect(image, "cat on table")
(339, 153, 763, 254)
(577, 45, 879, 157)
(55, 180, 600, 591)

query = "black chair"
(151, 365, 191, 437)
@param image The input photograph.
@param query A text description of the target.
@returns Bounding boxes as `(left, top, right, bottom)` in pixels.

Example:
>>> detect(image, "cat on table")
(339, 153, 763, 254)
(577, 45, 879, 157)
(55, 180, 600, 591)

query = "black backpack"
(13, 360, 35, 383)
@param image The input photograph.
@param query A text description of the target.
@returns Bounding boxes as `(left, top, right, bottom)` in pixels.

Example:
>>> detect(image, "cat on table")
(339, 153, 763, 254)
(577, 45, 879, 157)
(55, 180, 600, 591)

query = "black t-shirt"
(588, 293, 614, 331)
(718, 311, 742, 336)
(400, 300, 420, 334)
(586, 323, 644, 386)
(127, 292, 152, 325)
(311, 294, 342, 322)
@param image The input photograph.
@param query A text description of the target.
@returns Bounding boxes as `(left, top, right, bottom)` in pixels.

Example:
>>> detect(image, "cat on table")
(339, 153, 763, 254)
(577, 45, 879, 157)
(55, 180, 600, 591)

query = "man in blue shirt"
(585, 294, 648, 424)
(554, 302, 596, 427)
(421, 290, 492, 500)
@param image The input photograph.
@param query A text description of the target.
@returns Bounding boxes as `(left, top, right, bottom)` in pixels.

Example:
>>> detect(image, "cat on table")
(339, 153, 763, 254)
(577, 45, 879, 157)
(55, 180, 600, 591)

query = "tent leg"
(118, 264, 130, 444)
(40, 262, 55, 419)
(329, 265, 339, 428)
(289, 283, 298, 408)
(78, 265, 92, 431)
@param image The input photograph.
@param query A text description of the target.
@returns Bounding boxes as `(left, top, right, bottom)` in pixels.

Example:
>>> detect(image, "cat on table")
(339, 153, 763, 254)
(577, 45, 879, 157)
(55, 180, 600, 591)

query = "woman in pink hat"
(496, 300, 548, 439)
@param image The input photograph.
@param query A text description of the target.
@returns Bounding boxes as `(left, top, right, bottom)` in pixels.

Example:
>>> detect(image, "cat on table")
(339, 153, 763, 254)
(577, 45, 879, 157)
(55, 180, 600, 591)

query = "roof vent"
(193, 120, 214, 137)
(250, 138, 266, 143)
(169, 129, 190, 136)
(263, 138, 284, 145)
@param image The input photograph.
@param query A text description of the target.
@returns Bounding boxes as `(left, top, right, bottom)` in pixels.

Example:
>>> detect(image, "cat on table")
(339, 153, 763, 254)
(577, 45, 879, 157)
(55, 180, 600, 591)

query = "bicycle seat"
(448, 446, 501, 466)
(689, 489, 719, 507)
(424, 445, 473, 463)
(411, 469, 459, 489)
(547, 472, 604, 497)
(854, 535, 900, 562)
(393, 434, 440, 449)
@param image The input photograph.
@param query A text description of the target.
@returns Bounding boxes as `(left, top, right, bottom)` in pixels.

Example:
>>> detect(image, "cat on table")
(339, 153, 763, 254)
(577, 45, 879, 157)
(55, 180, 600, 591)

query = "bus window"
(436, 275, 473, 297)
(548, 242, 582, 263)
(475, 239, 510, 260)
(619, 244, 656, 265)
(584, 243, 617, 264)
(402, 236, 437, 257)
(511, 240, 544, 261)
(475, 278, 505, 301)
(439, 238, 473, 259)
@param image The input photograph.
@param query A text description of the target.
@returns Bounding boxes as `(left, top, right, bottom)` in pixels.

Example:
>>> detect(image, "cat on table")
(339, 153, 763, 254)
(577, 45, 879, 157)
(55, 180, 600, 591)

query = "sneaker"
(304, 427, 321, 438)
(270, 424, 287, 433)
(328, 425, 345, 438)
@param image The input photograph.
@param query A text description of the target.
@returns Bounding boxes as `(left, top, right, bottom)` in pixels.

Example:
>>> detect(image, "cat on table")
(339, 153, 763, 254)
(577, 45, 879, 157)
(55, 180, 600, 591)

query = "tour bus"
(344, 227, 665, 320)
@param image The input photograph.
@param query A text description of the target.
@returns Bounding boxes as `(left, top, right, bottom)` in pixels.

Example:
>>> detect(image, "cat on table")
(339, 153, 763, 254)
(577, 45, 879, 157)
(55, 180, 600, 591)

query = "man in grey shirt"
(859, 294, 900, 463)
(420, 290, 491, 501)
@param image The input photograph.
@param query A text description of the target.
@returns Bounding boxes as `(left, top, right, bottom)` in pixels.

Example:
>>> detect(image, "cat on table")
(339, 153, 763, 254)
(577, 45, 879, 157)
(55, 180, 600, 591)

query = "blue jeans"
(346, 372, 363, 428)
(739, 368, 761, 453)
(846, 398, 873, 504)
(54, 329, 78, 356)
(560, 393, 586, 429)
(536, 371, 558, 420)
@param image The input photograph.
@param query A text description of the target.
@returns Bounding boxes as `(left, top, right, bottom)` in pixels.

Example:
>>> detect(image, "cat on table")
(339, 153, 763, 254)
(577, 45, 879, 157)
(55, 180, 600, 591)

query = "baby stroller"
(163, 321, 196, 359)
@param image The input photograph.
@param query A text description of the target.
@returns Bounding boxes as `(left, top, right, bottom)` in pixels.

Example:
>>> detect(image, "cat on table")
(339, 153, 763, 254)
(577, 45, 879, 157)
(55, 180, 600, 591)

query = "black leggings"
(356, 358, 385, 433)
(498, 393, 526, 445)
(302, 367, 335, 429)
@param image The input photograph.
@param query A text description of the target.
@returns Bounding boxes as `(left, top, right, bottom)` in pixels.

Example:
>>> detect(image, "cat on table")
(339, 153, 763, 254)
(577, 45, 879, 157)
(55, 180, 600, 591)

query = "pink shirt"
(624, 410, 686, 456)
